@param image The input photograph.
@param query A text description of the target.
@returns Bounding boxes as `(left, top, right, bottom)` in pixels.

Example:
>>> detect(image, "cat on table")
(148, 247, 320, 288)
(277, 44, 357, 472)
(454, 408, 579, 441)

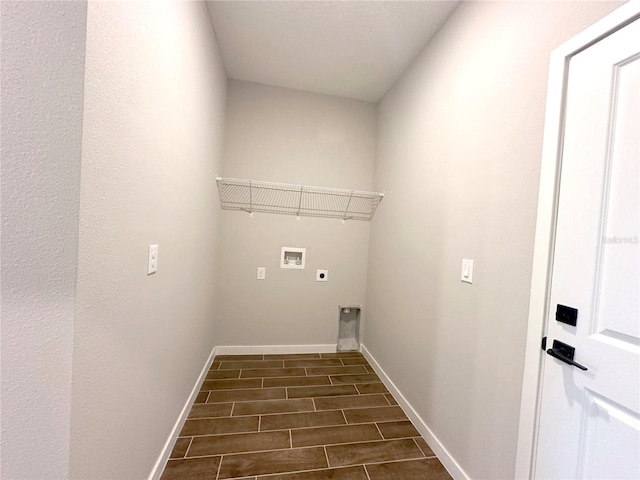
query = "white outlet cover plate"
(257, 267, 266, 280)
(316, 269, 328, 281)
(461, 259, 473, 283)
(148, 244, 158, 275)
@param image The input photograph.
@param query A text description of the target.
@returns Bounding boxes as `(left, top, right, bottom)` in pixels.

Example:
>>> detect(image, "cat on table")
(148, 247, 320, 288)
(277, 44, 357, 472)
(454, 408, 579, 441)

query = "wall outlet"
(257, 267, 266, 280)
(148, 244, 158, 275)
(316, 269, 328, 282)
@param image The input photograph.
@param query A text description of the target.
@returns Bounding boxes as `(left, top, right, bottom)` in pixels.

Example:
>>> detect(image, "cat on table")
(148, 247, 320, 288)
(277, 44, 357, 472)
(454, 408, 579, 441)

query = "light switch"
(461, 259, 474, 284)
(257, 267, 266, 280)
(148, 245, 158, 275)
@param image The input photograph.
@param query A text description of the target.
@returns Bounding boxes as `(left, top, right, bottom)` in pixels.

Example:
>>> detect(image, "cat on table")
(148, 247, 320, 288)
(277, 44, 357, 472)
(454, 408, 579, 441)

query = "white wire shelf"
(216, 177, 384, 221)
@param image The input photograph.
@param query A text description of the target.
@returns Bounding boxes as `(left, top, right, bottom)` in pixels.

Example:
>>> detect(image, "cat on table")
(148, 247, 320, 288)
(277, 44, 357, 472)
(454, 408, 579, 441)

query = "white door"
(534, 18, 640, 480)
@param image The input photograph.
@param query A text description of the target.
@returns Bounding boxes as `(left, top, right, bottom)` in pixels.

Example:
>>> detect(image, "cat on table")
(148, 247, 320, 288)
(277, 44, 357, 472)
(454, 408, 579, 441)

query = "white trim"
(361, 345, 469, 480)
(148, 346, 217, 480)
(515, 2, 640, 479)
(214, 344, 337, 355)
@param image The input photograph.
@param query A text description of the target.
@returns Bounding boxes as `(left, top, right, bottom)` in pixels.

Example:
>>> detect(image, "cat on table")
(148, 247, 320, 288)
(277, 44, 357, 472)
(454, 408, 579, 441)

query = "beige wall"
(216, 81, 375, 347)
(69, 2, 226, 478)
(1, 2, 87, 478)
(365, 2, 622, 479)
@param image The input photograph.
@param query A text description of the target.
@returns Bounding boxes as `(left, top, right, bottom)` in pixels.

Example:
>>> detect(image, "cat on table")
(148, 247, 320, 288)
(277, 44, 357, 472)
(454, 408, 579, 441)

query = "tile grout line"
(184, 418, 416, 439)
(364, 456, 435, 468)
(182, 436, 432, 460)
(373, 422, 385, 440)
(184, 404, 405, 423)
(323, 445, 331, 469)
(184, 416, 416, 440)
(363, 463, 373, 480)
(289, 429, 292, 449)
(215, 452, 223, 480)
(239, 456, 434, 480)
(198, 445, 332, 462)
(246, 464, 354, 479)
(412, 437, 428, 458)
(185, 436, 194, 458)
(201, 387, 272, 395)
(340, 409, 348, 425)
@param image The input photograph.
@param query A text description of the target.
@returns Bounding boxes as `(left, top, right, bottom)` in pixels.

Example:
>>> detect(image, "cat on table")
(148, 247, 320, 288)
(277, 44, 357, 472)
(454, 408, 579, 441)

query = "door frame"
(515, 2, 640, 478)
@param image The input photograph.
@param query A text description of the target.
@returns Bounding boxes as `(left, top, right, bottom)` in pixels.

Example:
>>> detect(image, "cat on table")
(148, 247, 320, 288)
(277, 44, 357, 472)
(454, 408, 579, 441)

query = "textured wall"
(69, 2, 226, 478)
(216, 81, 375, 347)
(0, 2, 87, 478)
(364, 2, 622, 479)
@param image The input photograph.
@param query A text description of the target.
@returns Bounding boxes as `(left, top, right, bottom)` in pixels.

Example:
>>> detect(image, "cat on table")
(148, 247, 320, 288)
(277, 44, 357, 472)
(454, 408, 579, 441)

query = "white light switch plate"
(148, 244, 158, 275)
(461, 259, 473, 283)
(257, 267, 266, 280)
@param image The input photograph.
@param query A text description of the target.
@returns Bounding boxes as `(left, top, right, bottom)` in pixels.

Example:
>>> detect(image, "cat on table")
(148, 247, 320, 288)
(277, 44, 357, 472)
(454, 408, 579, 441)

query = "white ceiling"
(206, 1, 460, 102)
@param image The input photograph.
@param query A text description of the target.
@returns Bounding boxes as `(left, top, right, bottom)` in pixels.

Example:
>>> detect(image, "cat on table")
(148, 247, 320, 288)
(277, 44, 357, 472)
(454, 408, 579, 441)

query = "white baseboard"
(148, 346, 217, 480)
(361, 345, 470, 480)
(214, 344, 337, 355)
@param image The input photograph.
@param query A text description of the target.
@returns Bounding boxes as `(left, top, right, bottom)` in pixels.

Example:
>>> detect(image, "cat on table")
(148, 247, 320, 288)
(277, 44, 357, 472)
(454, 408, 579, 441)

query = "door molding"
(515, 2, 640, 478)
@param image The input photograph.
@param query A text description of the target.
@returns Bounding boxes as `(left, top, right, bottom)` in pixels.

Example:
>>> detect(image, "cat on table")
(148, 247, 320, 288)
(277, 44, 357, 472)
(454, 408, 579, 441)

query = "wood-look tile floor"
(161, 352, 452, 480)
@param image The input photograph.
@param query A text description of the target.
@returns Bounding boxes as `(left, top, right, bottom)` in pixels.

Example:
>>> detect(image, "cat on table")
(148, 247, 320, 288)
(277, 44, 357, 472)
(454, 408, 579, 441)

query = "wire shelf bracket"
(216, 177, 384, 221)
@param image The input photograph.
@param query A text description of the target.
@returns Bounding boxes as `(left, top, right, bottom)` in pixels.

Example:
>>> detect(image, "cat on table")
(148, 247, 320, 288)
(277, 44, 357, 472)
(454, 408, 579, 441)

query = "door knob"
(546, 339, 588, 371)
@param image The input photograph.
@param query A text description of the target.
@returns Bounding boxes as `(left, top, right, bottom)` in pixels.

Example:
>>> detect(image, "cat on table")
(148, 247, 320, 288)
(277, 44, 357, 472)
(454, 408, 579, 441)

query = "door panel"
(580, 390, 640, 479)
(534, 18, 640, 480)
(595, 54, 639, 343)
